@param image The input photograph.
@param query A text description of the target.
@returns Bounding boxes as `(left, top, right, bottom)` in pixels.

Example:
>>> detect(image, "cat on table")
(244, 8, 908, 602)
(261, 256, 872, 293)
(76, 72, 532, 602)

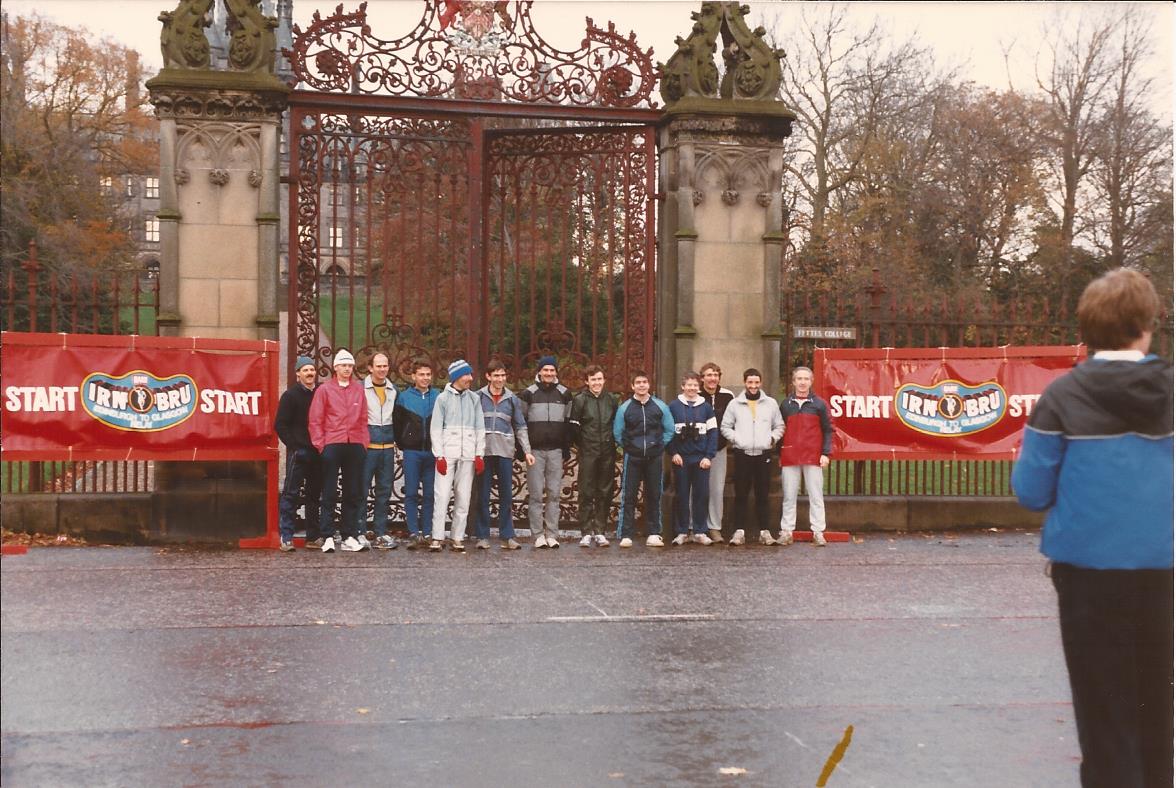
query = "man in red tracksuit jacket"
(778, 366, 834, 546)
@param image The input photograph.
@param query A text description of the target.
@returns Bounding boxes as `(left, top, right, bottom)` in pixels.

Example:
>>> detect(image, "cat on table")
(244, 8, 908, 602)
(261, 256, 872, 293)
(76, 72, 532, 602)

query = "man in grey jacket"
(720, 368, 784, 546)
(518, 355, 572, 548)
(473, 359, 534, 550)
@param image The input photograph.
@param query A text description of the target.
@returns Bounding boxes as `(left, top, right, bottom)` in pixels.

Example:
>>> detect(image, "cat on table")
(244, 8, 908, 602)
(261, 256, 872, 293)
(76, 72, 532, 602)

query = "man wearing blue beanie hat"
(429, 359, 484, 551)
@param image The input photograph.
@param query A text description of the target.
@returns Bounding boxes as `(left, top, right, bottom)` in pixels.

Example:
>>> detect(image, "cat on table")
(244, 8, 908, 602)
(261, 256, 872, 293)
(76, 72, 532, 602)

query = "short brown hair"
(743, 368, 762, 381)
(700, 362, 721, 376)
(584, 364, 604, 379)
(410, 359, 432, 375)
(484, 358, 507, 376)
(1078, 268, 1160, 350)
(680, 370, 701, 385)
(631, 370, 650, 384)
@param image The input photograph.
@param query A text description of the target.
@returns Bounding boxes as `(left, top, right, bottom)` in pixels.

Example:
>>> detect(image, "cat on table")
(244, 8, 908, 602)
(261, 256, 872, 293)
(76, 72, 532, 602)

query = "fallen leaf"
(718, 767, 748, 775)
(313, 619, 327, 625)
(356, 708, 370, 715)
(608, 773, 624, 779)
(987, 527, 999, 532)
(180, 738, 190, 745)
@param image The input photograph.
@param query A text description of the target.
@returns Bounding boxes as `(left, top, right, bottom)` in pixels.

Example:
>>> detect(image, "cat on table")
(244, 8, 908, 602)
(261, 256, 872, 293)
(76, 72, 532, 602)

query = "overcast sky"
(4, 0, 1173, 119)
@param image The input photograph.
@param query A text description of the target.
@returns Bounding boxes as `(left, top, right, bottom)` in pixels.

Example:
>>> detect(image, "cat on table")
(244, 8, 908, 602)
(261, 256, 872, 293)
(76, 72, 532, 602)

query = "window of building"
(144, 177, 159, 199)
(328, 226, 344, 248)
(100, 176, 113, 195)
(125, 177, 136, 197)
(144, 217, 160, 243)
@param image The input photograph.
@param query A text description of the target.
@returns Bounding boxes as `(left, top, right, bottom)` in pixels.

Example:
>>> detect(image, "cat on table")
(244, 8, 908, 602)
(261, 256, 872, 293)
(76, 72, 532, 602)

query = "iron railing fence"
(1, 242, 160, 494)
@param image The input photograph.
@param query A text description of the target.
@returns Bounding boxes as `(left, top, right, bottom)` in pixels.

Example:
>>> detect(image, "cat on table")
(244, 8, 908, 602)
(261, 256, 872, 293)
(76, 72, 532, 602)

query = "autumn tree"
(0, 13, 155, 279)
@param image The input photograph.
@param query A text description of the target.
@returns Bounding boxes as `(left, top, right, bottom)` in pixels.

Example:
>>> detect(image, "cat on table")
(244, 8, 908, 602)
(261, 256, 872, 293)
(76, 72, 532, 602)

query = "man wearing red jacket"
(308, 349, 371, 553)
(778, 366, 834, 546)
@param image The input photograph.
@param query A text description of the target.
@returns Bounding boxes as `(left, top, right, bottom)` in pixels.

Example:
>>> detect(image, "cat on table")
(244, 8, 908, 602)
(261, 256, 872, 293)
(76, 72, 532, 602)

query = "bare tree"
(1089, 7, 1171, 270)
(1032, 9, 1118, 290)
(773, 5, 936, 249)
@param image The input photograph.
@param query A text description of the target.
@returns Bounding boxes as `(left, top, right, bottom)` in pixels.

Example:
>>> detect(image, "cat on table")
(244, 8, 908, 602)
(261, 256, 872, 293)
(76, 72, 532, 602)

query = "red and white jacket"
(308, 378, 368, 451)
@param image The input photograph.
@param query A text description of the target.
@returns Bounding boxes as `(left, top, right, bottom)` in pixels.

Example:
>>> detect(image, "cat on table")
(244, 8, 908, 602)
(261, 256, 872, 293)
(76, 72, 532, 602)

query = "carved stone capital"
(209, 169, 230, 186)
(248, 170, 263, 188)
(148, 78, 289, 122)
(692, 190, 704, 206)
(721, 189, 739, 206)
(756, 192, 772, 208)
(175, 168, 191, 185)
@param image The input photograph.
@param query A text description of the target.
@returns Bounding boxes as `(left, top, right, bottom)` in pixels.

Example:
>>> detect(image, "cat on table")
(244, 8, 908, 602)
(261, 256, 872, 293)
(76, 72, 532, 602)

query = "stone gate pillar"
(143, 0, 288, 541)
(656, 3, 794, 398)
(146, 1, 288, 340)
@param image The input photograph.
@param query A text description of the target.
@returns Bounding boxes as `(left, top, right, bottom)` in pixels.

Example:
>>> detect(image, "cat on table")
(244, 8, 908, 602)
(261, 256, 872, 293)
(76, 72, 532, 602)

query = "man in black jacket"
(568, 364, 618, 547)
(274, 356, 322, 551)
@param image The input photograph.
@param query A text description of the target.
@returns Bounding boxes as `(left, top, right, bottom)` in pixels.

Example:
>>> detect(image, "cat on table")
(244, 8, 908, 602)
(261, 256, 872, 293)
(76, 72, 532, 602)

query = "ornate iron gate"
(284, 1, 659, 526)
(286, 1, 659, 383)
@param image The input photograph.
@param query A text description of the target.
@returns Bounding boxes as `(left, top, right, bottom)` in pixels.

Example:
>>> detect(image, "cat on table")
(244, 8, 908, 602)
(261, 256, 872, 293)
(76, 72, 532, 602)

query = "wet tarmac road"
(1, 531, 1080, 786)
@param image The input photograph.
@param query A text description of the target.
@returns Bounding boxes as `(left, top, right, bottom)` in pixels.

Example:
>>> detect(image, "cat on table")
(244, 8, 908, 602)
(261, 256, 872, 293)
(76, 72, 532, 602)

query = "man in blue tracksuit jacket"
(612, 371, 675, 547)
(1012, 268, 1172, 788)
(392, 359, 440, 547)
(667, 371, 718, 545)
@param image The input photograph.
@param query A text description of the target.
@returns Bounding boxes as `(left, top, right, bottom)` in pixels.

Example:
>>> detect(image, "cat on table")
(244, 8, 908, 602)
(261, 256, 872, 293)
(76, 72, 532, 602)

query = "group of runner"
(274, 354, 833, 553)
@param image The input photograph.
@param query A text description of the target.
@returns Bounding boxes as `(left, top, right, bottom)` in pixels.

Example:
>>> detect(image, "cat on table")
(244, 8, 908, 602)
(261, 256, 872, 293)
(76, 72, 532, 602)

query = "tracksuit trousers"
(432, 459, 475, 542)
(780, 464, 826, 535)
(733, 451, 772, 534)
(617, 453, 664, 540)
(577, 449, 615, 535)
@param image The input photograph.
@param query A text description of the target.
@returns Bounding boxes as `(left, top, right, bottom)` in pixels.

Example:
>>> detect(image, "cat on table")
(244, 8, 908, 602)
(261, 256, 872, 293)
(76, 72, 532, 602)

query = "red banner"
(1, 333, 279, 461)
(812, 345, 1085, 460)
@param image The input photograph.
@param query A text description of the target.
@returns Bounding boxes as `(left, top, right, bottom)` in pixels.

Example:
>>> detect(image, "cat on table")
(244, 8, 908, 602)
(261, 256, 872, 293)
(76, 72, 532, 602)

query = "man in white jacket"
(429, 359, 485, 551)
(720, 368, 784, 546)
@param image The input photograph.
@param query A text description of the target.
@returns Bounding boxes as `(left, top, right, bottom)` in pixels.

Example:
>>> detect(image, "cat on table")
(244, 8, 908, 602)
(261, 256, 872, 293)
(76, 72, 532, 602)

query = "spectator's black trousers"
(1051, 562, 1173, 788)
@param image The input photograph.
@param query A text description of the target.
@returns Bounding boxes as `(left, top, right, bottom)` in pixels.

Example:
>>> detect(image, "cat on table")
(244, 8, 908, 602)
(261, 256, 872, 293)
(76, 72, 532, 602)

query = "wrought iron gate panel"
(483, 125, 656, 385)
(291, 108, 476, 377)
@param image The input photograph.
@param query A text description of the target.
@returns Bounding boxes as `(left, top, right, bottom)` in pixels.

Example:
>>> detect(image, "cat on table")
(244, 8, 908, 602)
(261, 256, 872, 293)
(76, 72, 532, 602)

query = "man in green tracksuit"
(568, 364, 618, 547)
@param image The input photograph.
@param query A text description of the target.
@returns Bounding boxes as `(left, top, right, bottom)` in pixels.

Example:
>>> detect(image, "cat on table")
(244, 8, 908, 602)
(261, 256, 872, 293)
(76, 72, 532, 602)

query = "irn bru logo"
(81, 371, 198, 432)
(894, 379, 1007, 437)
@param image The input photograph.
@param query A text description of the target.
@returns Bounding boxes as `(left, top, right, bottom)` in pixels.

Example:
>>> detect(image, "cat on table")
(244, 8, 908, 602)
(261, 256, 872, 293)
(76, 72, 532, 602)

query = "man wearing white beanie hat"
(308, 348, 371, 552)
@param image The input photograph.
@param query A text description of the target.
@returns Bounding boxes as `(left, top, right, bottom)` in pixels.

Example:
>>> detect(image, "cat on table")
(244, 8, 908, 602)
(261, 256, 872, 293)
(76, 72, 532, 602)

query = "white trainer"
(579, 535, 593, 547)
(646, 534, 664, 547)
(320, 536, 336, 553)
(594, 534, 610, 547)
(759, 529, 776, 546)
(533, 534, 548, 549)
(777, 531, 794, 546)
(813, 532, 827, 546)
(707, 529, 725, 544)
(692, 532, 713, 546)
(340, 536, 364, 552)
(729, 529, 745, 546)
(619, 537, 633, 548)
(670, 533, 689, 546)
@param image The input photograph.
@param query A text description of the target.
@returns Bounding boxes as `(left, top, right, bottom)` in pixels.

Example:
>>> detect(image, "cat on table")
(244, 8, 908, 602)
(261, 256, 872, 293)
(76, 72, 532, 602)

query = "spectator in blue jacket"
(1012, 268, 1172, 788)
(667, 371, 717, 545)
(612, 371, 674, 548)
